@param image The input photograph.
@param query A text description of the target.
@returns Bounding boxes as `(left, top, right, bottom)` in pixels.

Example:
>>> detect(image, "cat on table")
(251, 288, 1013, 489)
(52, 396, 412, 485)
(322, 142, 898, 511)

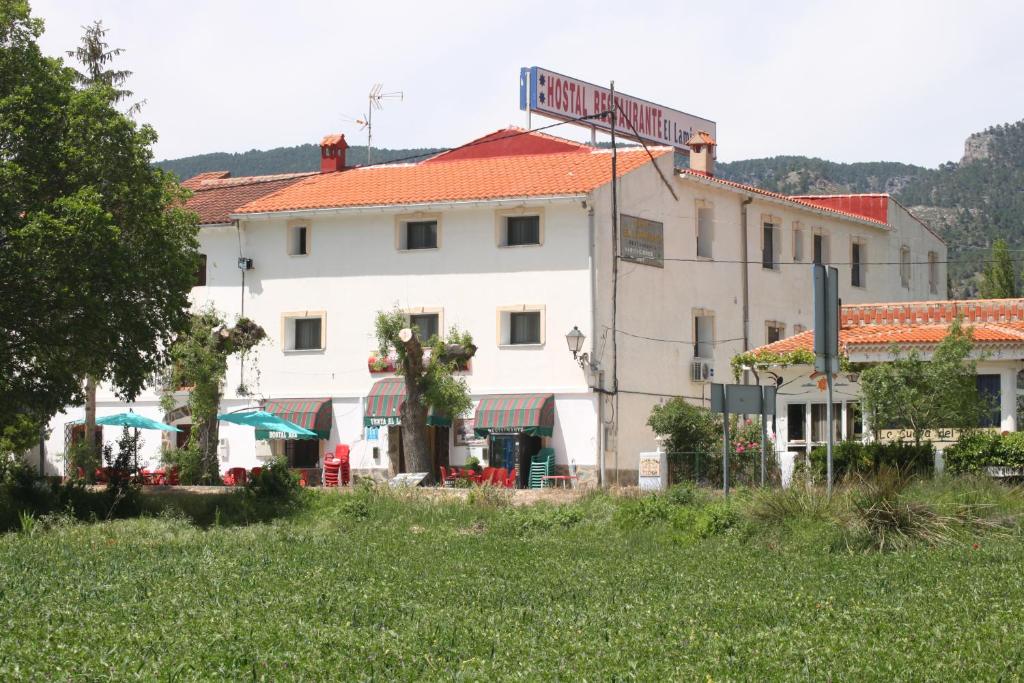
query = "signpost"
(519, 66, 716, 155)
(813, 264, 840, 496)
(711, 383, 777, 496)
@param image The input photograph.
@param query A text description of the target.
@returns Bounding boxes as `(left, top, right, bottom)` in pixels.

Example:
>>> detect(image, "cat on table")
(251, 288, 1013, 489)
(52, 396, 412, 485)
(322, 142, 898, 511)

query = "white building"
(40, 127, 948, 485)
(750, 298, 1024, 483)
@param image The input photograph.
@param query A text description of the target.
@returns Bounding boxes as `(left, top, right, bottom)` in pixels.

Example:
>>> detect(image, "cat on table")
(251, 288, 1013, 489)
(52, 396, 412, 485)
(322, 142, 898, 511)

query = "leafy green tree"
(979, 239, 1018, 298)
(161, 309, 266, 484)
(647, 398, 720, 455)
(374, 310, 476, 477)
(859, 319, 988, 445)
(0, 3, 199, 450)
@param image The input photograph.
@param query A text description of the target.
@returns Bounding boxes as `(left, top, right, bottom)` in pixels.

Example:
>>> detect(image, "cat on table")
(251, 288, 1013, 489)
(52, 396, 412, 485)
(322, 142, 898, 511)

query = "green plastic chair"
(529, 448, 555, 489)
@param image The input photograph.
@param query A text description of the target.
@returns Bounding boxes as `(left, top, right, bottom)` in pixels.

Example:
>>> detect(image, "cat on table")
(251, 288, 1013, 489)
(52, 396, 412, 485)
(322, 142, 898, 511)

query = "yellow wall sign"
(879, 428, 996, 446)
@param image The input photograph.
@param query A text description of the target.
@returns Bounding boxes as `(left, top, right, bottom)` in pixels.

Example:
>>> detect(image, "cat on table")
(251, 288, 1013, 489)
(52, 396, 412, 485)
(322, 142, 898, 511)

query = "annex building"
(41, 127, 948, 485)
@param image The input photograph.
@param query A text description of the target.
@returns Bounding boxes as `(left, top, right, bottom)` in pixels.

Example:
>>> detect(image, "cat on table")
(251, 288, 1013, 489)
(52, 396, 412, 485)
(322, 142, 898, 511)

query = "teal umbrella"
(96, 412, 181, 432)
(217, 410, 318, 437)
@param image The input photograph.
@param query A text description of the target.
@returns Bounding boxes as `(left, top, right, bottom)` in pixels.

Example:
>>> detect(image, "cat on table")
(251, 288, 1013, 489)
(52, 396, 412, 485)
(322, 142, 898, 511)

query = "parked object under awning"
(364, 378, 451, 427)
(473, 394, 555, 437)
(254, 398, 332, 440)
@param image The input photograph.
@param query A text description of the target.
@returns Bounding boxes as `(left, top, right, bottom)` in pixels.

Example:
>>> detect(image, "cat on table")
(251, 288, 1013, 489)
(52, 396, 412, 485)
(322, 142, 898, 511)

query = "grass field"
(1, 480, 1024, 680)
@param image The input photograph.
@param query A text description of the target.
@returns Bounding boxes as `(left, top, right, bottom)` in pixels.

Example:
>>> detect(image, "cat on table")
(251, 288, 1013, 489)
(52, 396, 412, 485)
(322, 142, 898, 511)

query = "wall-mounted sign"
(620, 215, 663, 267)
(880, 428, 994, 447)
(365, 416, 401, 427)
(638, 451, 667, 491)
(519, 66, 716, 154)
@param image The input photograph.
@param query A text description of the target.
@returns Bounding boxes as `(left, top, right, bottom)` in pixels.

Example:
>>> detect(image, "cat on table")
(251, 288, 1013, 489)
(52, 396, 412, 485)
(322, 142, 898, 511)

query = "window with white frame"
(762, 222, 780, 270)
(693, 312, 714, 359)
(792, 224, 804, 262)
(696, 205, 713, 258)
(813, 230, 829, 265)
(408, 312, 440, 341)
(503, 215, 541, 246)
(282, 312, 325, 351)
(287, 224, 309, 256)
(498, 306, 544, 346)
(851, 240, 866, 288)
(900, 245, 911, 288)
(928, 251, 939, 293)
(398, 218, 439, 250)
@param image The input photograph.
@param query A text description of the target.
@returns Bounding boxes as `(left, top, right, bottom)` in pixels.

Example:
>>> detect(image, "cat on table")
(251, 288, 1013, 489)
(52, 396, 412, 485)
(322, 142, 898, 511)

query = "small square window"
(404, 221, 437, 250)
(288, 225, 308, 256)
(409, 313, 440, 341)
(766, 321, 785, 344)
(294, 318, 322, 350)
(509, 311, 541, 345)
(506, 215, 541, 246)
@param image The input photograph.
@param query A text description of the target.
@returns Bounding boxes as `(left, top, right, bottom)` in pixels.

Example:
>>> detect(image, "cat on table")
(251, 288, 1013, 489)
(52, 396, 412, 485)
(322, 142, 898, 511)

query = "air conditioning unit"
(217, 438, 230, 461)
(690, 359, 713, 383)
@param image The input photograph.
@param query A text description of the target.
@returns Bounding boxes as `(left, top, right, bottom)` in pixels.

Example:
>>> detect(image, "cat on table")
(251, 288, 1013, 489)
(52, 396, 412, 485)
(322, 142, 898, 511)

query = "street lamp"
(565, 325, 594, 370)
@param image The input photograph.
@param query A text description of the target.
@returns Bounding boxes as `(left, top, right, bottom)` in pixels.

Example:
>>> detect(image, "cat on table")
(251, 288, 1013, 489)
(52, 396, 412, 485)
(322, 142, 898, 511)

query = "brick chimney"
(320, 134, 349, 173)
(687, 131, 716, 176)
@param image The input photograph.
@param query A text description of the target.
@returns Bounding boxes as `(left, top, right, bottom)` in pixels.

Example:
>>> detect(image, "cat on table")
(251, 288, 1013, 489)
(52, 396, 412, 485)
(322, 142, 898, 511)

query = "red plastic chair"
(166, 466, 180, 486)
(224, 467, 247, 486)
(334, 445, 351, 486)
(494, 468, 507, 486)
(250, 467, 262, 480)
(503, 468, 517, 489)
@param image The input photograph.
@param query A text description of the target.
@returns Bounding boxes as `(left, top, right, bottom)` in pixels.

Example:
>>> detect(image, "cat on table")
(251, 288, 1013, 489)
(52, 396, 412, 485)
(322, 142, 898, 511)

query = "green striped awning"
(256, 397, 332, 440)
(364, 378, 452, 427)
(473, 394, 555, 437)
(364, 378, 406, 427)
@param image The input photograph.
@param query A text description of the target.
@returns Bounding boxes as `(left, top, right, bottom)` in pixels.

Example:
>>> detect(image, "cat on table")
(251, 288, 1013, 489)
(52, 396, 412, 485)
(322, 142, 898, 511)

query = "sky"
(33, 0, 1024, 167)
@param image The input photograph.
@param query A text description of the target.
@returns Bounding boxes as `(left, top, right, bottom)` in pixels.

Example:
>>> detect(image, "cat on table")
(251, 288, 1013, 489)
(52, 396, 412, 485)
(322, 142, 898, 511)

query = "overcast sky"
(33, 0, 1024, 166)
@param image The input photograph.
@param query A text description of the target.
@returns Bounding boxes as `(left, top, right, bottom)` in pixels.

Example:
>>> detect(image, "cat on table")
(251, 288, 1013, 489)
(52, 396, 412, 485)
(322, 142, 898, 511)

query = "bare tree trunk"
(84, 375, 97, 482)
(398, 328, 432, 474)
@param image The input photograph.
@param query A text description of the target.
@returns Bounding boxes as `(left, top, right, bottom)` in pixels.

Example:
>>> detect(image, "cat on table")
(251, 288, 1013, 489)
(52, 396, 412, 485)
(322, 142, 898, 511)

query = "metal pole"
(760, 407, 767, 487)
(722, 411, 730, 498)
(826, 372, 834, 496)
(609, 81, 620, 486)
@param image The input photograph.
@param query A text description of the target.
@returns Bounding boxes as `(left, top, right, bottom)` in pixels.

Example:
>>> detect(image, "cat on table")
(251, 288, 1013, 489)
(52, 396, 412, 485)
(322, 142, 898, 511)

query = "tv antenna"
(354, 83, 403, 165)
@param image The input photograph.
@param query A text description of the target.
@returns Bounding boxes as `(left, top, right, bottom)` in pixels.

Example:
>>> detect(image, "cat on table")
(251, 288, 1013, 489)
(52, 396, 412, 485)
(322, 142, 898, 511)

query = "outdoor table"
(541, 475, 577, 489)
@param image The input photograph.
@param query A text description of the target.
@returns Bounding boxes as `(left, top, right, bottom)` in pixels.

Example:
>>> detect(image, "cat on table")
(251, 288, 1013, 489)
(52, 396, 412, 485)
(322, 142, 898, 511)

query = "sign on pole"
(519, 66, 716, 155)
(711, 383, 777, 495)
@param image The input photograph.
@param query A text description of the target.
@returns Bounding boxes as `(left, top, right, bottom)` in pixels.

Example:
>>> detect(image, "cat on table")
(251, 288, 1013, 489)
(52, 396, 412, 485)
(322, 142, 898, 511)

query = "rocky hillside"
(159, 119, 1024, 296)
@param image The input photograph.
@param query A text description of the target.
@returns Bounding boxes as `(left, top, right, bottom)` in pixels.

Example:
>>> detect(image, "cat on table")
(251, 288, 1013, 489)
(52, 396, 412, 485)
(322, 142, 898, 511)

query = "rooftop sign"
(519, 66, 716, 154)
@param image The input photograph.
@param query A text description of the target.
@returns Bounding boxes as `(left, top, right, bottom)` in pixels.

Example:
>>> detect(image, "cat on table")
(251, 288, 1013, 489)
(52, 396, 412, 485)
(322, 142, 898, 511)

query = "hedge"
(944, 431, 1024, 474)
(808, 441, 935, 478)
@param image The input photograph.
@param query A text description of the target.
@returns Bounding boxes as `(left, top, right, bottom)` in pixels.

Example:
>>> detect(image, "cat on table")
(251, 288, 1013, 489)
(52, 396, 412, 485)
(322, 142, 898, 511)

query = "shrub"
(247, 457, 300, 500)
(809, 441, 934, 478)
(944, 431, 1024, 474)
(161, 444, 204, 485)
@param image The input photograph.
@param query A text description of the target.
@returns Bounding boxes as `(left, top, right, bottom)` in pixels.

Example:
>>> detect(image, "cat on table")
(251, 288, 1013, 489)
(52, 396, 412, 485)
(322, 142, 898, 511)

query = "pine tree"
(979, 239, 1018, 299)
(66, 20, 144, 113)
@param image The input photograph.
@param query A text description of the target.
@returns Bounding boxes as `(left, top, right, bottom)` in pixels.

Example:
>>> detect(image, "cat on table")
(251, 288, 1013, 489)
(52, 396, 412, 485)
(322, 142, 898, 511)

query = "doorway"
(489, 433, 542, 487)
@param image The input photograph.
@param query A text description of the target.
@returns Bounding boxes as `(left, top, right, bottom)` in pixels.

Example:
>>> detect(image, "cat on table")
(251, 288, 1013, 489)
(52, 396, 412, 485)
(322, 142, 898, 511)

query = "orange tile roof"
(679, 169, 890, 227)
(687, 131, 716, 147)
(424, 127, 591, 163)
(751, 298, 1024, 356)
(235, 130, 669, 214)
(183, 172, 316, 225)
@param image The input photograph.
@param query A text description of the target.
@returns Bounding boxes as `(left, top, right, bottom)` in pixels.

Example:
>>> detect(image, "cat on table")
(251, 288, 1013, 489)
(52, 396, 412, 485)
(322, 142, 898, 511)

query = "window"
(851, 241, 865, 288)
(288, 225, 308, 256)
(811, 403, 841, 442)
(498, 306, 545, 346)
(900, 246, 911, 288)
(694, 313, 714, 359)
(194, 254, 207, 287)
(928, 251, 939, 294)
(509, 312, 541, 345)
(761, 223, 778, 269)
(813, 231, 829, 265)
(787, 403, 806, 442)
(793, 225, 804, 262)
(409, 313, 440, 341)
(282, 312, 325, 351)
(766, 321, 785, 344)
(976, 374, 1001, 428)
(398, 219, 438, 250)
(696, 206, 713, 258)
(505, 215, 541, 246)
(845, 402, 863, 440)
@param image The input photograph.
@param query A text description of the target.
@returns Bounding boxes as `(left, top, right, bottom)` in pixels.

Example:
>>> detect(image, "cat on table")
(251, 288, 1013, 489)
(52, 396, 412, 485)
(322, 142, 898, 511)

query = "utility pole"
(609, 81, 620, 486)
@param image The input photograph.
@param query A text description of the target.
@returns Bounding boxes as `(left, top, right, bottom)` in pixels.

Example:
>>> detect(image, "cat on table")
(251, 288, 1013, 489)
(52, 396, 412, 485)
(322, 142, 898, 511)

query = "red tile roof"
(751, 298, 1024, 356)
(424, 127, 591, 163)
(236, 130, 668, 214)
(678, 169, 890, 227)
(788, 194, 889, 224)
(687, 131, 716, 147)
(183, 172, 316, 225)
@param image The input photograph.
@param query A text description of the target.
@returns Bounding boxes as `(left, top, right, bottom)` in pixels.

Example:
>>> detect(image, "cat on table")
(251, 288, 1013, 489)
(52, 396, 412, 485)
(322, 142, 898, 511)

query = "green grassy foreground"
(1, 480, 1024, 680)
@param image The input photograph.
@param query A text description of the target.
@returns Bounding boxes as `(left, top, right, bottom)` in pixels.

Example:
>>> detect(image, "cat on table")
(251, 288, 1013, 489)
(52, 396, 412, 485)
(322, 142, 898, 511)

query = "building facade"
(38, 128, 948, 485)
